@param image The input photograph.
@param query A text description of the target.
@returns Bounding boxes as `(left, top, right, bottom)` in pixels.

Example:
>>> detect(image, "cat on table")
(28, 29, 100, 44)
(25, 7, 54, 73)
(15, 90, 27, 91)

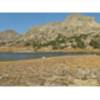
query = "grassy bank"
(0, 46, 100, 53)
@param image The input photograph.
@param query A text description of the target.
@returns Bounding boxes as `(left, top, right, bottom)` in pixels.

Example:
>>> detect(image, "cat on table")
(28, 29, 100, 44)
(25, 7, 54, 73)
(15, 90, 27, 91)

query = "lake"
(0, 51, 98, 61)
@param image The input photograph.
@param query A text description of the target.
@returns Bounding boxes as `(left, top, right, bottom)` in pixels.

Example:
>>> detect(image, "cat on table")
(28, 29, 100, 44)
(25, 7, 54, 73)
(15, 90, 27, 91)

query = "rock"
(42, 56, 46, 59)
(73, 79, 99, 86)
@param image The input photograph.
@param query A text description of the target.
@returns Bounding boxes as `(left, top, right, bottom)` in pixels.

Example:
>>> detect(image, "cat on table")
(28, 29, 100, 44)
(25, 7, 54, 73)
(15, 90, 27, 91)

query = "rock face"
(0, 29, 17, 43)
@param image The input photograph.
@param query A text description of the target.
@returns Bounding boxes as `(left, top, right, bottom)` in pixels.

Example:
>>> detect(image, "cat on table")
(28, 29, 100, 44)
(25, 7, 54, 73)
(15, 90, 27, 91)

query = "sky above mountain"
(0, 13, 100, 33)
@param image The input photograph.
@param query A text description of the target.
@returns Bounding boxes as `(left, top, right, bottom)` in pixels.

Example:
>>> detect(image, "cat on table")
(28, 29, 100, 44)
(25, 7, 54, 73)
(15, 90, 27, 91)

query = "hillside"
(11, 14, 100, 50)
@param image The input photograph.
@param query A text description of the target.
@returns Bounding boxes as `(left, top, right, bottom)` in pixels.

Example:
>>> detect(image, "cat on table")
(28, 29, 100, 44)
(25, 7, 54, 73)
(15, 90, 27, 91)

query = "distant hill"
(0, 29, 17, 43)
(4, 14, 100, 49)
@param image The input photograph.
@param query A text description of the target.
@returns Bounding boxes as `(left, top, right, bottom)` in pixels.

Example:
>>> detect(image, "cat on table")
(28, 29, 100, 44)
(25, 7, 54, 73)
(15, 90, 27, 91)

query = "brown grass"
(0, 55, 99, 86)
(0, 46, 100, 52)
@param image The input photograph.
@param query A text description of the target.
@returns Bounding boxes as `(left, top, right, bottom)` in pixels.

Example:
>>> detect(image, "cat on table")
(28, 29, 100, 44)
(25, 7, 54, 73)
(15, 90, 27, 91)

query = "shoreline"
(0, 46, 99, 52)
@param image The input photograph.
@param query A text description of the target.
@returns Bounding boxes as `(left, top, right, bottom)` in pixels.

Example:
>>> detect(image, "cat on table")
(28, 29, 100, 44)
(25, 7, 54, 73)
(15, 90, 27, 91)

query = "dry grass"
(0, 55, 99, 86)
(0, 46, 100, 53)
(0, 46, 33, 52)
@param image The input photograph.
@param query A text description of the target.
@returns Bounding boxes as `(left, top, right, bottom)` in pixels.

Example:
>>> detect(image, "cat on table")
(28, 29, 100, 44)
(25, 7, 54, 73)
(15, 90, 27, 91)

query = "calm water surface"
(0, 51, 98, 61)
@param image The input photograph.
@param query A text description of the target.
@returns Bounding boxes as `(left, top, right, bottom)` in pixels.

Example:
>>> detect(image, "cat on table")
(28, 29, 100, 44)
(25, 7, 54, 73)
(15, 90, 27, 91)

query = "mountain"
(0, 29, 17, 44)
(11, 14, 100, 49)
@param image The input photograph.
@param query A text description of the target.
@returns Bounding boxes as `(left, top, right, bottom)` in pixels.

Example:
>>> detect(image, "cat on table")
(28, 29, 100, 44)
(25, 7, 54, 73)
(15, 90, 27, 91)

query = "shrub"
(89, 39, 100, 49)
(77, 40, 85, 48)
(24, 42, 31, 46)
(72, 36, 85, 48)
(51, 34, 67, 49)
(32, 40, 41, 49)
(31, 34, 67, 50)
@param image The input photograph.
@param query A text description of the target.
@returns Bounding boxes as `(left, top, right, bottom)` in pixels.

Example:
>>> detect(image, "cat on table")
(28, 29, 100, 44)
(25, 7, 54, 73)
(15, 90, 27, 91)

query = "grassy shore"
(0, 46, 100, 53)
(0, 55, 100, 86)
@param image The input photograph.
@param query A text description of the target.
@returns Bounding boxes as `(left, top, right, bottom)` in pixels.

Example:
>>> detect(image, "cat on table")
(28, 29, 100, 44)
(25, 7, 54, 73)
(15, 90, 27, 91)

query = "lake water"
(0, 51, 98, 61)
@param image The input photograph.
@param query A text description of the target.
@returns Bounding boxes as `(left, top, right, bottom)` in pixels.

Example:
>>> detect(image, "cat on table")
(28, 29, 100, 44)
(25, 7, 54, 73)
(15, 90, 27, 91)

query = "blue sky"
(0, 13, 100, 34)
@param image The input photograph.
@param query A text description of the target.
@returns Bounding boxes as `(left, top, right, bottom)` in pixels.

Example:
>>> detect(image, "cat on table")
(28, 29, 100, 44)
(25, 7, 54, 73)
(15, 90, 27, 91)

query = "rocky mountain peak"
(64, 14, 98, 27)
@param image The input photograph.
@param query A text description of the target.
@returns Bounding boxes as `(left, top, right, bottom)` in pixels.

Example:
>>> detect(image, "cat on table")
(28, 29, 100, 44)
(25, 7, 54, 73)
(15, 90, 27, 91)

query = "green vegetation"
(68, 35, 86, 48)
(89, 39, 100, 49)
(50, 34, 67, 49)
(31, 34, 67, 50)
(22, 33, 100, 50)
(28, 34, 92, 49)
(32, 40, 41, 49)
(75, 37, 85, 48)
(24, 41, 31, 46)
